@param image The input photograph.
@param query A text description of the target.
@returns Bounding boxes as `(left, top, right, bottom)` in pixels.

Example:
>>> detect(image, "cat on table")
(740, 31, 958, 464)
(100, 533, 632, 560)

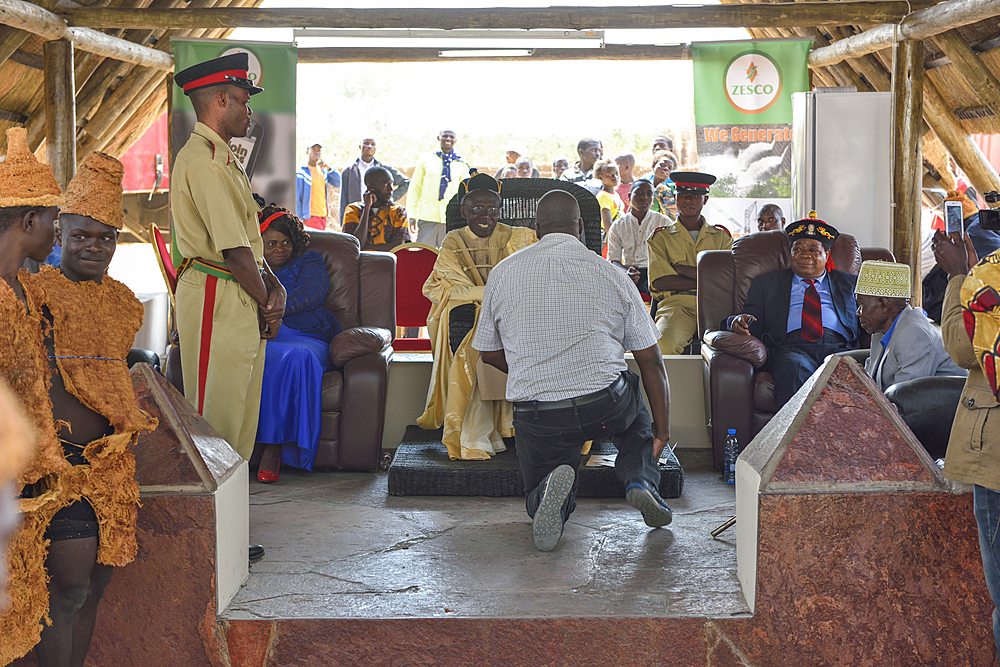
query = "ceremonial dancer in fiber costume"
(416, 173, 536, 460)
(0, 127, 66, 665)
(7, 149, 157, 666)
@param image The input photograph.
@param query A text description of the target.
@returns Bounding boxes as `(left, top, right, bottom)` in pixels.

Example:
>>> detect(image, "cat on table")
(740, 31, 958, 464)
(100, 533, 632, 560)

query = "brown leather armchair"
(697, 230, 893, 468)
(165, 231, 395, 472)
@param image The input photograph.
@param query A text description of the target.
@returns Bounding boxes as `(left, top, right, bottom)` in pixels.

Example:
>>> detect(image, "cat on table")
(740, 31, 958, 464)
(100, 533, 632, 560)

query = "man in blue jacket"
(726, 218, 861, 407)
(296, 143, 340, 230)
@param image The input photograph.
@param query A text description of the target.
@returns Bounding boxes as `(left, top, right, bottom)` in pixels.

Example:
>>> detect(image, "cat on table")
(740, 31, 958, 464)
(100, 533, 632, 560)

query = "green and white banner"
(692, 39, 812, 236)
(171, 39, 297, 211)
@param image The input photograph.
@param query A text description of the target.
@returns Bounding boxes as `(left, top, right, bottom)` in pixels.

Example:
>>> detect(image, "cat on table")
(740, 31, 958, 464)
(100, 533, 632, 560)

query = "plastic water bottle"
(724, 429, 738, 485)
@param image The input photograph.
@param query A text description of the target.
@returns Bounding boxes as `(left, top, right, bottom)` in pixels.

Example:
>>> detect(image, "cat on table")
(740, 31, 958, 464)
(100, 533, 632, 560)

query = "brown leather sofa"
(697, 230, 893, 468)
(166, 231, 395, 471)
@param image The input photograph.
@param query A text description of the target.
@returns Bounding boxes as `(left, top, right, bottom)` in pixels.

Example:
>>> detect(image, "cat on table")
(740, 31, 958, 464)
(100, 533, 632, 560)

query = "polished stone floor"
(224, 448, 747, 621)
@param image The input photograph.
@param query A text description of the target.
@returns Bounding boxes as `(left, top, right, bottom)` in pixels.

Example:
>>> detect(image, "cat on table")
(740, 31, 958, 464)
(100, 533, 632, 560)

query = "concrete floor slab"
(225, 448, 748, 621)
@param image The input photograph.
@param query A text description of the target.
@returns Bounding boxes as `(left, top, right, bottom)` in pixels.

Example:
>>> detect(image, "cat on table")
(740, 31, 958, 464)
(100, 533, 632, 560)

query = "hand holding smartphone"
(945, 200, 964, 235)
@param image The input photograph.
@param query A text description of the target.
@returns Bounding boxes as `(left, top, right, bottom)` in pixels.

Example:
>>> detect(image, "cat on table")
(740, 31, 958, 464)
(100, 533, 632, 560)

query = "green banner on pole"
(692, 39, 812, 236)
(693, 40, 811, 126)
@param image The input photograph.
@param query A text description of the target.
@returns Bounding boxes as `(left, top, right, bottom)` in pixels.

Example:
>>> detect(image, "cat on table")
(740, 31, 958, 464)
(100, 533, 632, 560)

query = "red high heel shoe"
(257, 460, 280, 483)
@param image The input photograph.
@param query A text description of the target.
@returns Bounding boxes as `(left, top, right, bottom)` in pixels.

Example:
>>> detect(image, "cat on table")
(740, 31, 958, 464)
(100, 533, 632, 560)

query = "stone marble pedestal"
(12, 364, 248, 666)
(725, 355, 996, 665)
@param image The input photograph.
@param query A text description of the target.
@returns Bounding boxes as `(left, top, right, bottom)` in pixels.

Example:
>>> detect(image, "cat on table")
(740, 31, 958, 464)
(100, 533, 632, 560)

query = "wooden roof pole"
(890, 40, 924, 305)
(58, 2, 931, 30)
(825, 26, 891, 91)
(809, 0, 1000, 68)
(0, 0, 172, 69)
(0, 0, 58, 67)
(43, 38, 74, 190)
(922, 78, 1000, 197)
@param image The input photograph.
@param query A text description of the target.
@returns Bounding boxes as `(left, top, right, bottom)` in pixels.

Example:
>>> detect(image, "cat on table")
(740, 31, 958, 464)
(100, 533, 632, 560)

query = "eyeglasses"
(467, 206, 501, 216)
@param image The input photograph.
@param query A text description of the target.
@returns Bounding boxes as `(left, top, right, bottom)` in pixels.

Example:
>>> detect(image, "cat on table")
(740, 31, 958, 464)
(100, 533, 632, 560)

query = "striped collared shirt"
(606, 208, 672, 268)
(473, 233, 660, 402)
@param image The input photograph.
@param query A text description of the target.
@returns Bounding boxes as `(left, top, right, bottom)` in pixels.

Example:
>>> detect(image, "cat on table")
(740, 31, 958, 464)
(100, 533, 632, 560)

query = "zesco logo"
(724, 52, 783, 115)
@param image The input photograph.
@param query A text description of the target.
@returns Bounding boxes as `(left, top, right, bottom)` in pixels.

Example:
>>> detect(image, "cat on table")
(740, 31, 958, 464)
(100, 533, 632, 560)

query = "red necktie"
(801, 278, 823, 342)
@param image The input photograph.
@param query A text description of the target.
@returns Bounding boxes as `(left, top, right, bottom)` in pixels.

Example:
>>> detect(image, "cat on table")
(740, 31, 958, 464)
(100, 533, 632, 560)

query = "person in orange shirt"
(295, 143, 341, 230)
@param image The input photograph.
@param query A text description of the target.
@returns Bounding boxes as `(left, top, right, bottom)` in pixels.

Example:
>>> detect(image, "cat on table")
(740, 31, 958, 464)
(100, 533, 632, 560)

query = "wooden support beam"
(297, 44, 688, 63)
(57, 2, 931, 30)
(810, 0, 1000, 68)
(932, 29, 1000, 120)
(0, 0, 172, 69)
(43, 39, 75, 190)
(922, 78, 1000, 198)
(81, 73, 162, 155)
(890, 40, 924, 305)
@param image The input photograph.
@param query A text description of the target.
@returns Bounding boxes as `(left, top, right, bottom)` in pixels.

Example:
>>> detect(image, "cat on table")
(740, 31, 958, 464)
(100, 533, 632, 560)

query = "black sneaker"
(533, 465, 575, 551)
(625, 481, 673, 527)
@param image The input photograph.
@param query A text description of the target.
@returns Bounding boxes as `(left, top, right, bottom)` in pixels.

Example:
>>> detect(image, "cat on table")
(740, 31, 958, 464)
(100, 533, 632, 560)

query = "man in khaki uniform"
(647, 171, 732, 355)
(171, 53, 285, 461)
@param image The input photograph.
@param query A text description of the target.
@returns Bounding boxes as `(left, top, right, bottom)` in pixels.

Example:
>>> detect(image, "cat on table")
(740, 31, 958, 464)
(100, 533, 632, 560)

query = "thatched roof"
(1, 0, 999, 206)
(0, 0, 262, 165)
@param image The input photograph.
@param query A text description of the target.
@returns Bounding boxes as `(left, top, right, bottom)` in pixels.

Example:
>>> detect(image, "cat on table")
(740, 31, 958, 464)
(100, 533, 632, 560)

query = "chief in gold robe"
(417, 174, 535, 459)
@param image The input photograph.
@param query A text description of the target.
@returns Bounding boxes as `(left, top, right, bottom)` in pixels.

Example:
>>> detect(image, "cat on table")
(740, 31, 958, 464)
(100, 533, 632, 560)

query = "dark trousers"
(769, 329, 851, 408)
(513, 370, 660, 521)
(635, 266, 649, 295)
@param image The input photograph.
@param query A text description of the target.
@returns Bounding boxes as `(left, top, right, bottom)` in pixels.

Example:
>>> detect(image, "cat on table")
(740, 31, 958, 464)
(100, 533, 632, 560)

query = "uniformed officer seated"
(646, 171, 733, 355)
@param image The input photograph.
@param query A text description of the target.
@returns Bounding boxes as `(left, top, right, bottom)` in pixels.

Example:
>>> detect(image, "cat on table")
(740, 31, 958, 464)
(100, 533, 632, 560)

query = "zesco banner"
(692, 40, 812, 237)
(171, 39, 297, 213)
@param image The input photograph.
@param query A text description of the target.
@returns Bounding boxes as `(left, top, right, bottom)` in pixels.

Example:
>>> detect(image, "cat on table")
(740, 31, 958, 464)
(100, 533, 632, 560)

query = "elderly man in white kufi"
(854, 260, 966, 391)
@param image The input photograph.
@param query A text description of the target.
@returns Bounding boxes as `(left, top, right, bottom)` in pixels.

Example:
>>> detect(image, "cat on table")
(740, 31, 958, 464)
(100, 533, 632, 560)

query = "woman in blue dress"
(255, 206, 341, 482)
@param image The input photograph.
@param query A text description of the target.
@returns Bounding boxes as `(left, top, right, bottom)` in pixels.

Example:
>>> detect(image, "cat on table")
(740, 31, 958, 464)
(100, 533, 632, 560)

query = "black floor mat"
(387, 426, 684, 498)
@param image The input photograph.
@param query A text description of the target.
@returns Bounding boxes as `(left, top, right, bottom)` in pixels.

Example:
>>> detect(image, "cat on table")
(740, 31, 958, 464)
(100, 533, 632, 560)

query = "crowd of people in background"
(295, 130, 687, 246)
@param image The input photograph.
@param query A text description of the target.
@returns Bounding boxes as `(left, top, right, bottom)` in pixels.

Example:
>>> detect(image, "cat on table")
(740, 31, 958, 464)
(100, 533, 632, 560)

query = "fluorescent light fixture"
(293, 29, 603, 42)
(438, 49, 533, 58)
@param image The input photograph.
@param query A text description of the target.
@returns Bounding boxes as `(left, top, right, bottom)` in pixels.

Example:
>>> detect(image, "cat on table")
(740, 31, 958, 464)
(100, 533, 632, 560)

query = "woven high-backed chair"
(443, 178, 603, 349)
(445, 177, 603, 254)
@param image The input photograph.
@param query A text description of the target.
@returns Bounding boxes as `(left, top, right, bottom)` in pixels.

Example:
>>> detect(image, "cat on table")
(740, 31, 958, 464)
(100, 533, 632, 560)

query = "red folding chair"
(390, 243, 438, 351)
(149, 224, 177, 297)
(149, 224, 177, 329)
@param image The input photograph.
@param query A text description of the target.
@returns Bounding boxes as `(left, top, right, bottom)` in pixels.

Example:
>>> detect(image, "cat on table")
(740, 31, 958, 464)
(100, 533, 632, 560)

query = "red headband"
(259, 211, 285, 233)
(181, 69, 249, 93)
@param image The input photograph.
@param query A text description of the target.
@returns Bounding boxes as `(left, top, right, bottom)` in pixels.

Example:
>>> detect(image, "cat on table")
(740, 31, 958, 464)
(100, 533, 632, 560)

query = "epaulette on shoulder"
(649, 225, 672, 237)
(713, 224, 732, 236)
(202, 136, 232, 165)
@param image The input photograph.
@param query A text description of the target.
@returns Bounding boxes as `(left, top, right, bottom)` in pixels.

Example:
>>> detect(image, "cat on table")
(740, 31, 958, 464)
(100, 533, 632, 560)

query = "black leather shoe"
(249, 544, 265, 563)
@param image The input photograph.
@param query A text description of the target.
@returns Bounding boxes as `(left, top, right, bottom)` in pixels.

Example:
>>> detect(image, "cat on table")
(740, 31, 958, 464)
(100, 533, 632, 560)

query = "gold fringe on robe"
(416, 224, 536, 460)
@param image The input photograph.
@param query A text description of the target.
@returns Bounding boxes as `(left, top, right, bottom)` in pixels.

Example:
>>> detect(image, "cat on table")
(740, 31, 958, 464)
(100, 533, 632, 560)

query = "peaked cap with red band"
(670, 171, 716, 194)
(175, 52, 263, 96)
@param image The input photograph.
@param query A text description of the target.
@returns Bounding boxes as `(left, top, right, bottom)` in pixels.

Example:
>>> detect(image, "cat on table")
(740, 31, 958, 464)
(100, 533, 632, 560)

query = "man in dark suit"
(726, 218, 861, 407)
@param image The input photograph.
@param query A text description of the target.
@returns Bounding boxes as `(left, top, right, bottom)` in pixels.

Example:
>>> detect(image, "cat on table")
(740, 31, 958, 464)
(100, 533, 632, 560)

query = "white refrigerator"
(791, 91, 892, 250)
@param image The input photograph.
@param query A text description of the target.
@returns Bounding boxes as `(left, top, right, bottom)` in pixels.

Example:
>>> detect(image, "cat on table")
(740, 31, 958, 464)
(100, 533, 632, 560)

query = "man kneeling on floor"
(472, 190, 673, 551)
